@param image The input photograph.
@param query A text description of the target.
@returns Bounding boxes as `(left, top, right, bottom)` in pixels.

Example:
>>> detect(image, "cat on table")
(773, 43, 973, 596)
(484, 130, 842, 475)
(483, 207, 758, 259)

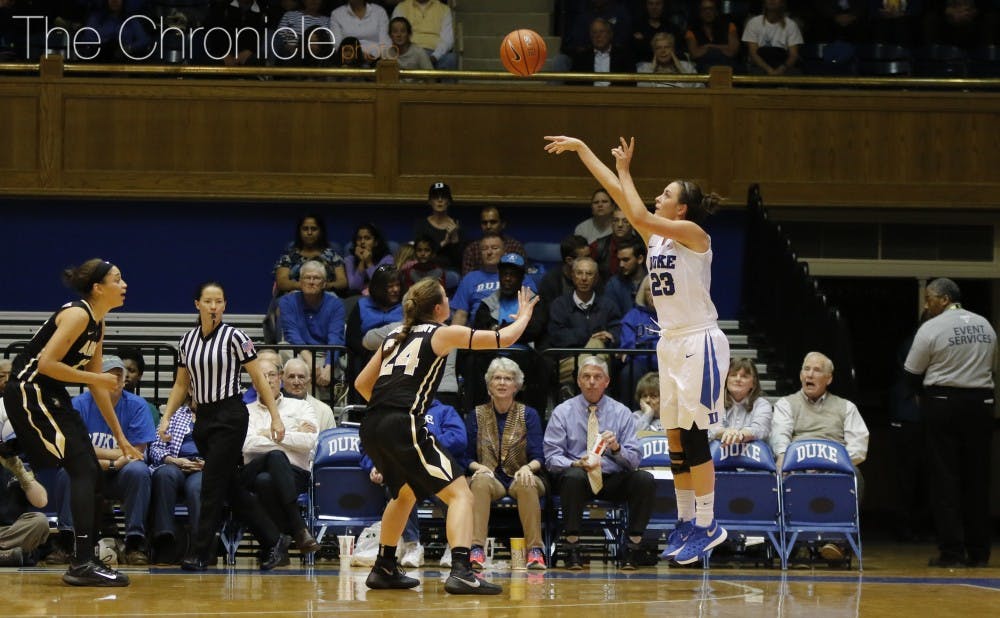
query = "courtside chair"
(637, 434, 678, 557)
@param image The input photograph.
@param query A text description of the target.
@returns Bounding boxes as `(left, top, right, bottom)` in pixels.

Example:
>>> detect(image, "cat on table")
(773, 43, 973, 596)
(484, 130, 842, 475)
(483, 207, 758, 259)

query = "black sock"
(74, 533, 94, 563)
(451, 546, 471, 574)
(376, 544, 397, 568)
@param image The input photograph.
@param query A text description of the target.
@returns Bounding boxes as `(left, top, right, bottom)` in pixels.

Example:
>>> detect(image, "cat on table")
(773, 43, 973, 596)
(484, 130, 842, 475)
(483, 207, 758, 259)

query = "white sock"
(676, 489, 696, 521)
(695, 492, 715, 528)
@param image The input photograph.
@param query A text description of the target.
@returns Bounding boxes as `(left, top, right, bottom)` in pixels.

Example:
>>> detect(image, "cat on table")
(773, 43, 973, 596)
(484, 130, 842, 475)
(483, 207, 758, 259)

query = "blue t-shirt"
(71, 390, 158, 450)
(452, 270, 537, 318)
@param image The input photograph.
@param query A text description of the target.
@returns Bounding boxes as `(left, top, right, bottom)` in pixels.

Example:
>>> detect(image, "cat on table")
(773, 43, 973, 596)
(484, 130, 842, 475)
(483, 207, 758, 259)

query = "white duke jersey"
(647, 234, 718, 332)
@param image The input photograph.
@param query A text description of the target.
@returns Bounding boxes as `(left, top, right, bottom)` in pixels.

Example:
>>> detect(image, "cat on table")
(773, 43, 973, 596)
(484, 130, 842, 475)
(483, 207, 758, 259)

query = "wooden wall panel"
(0, 88, 39, 181)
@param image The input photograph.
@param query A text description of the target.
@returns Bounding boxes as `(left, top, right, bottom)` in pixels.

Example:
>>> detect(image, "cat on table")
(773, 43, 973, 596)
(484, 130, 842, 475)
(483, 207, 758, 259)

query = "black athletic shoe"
(260, 534, 292, 571)
(444, 571, 502, 595)
(563, 542, 584, 570)
(181, 556, 209, 571)
(365, 563, 420, 589)
(62, 559, 130, 587)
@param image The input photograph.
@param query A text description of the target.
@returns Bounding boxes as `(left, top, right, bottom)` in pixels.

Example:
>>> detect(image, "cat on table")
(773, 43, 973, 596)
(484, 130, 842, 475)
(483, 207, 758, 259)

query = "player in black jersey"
(2, 259, 142, 587)
(355, 278, 539, 595)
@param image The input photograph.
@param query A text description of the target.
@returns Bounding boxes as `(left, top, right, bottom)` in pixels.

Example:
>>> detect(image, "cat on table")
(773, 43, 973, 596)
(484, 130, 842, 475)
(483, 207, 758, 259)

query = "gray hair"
(572, 256, 598, 273)
(300, 260, 327, 279)
(283, 357, 311, 378)
(578, 355, 609, 378)
(803, 351, 834, 375)
(927, 278, 961, 303)
(485, 356, 524, 390)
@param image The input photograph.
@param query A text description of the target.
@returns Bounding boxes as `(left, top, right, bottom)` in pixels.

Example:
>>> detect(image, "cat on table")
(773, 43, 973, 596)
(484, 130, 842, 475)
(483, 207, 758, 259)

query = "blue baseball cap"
(499, 253, 526, 270)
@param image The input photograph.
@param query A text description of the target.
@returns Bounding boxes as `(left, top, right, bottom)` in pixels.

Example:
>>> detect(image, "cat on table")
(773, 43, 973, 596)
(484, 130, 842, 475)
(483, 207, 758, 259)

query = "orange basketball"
(500, 29, 547, 77)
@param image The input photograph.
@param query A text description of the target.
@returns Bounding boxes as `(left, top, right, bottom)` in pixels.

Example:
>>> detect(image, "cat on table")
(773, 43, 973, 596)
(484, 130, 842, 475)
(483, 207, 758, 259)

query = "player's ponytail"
(675, 179, 723, 225)
(63, 258, 113, 298)
(391, 278, 444, 344)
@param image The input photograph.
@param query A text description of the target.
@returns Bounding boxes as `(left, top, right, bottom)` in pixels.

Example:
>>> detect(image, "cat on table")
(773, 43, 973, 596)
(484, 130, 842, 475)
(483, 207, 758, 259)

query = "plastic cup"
(510, 537, 526, 570)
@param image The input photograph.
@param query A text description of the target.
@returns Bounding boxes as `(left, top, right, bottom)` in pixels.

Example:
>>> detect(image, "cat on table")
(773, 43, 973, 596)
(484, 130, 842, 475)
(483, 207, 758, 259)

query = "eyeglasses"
(491, 375, 515, 383)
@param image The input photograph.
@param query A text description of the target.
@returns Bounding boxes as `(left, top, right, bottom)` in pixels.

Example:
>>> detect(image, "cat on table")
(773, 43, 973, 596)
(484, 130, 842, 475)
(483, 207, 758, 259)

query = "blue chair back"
(311, 427, 385, 537)
(637, 435, 677, 531)
(313, 427, 364, 467)
(638, 434, 671, 468)
(781, 439, 854, 474)
(711, 439, 776, 472)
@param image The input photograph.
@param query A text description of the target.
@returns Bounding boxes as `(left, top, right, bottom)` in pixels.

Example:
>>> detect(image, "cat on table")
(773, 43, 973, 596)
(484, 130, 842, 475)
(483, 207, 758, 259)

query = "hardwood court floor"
(0, 542, 996, 618)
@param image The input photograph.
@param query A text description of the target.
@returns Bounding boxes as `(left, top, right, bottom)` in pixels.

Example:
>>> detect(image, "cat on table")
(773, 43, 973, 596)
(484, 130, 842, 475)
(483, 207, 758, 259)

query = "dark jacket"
(547, 292, 622, 348)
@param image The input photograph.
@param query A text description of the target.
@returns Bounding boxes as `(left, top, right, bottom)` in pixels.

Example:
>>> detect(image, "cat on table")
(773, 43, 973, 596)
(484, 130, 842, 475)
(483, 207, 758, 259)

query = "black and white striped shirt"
(178, 323, 257, 405)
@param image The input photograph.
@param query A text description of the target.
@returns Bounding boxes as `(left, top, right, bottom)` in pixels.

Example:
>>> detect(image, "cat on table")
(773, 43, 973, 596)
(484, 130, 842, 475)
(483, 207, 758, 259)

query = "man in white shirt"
(281, 358, 337, 432)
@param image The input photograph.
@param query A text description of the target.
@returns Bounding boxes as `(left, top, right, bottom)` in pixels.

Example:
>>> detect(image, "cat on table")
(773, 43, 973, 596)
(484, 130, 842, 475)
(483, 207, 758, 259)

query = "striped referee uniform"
(178, 323, 282, 562)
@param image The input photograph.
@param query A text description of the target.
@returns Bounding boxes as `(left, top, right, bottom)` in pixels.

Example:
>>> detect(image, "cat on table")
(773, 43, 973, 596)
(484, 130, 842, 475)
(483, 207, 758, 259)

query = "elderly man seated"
(278, 259, 346, 387)
(243, 358, 321, 556)
(281, 358, 337, 432)
(544, 356, 654, 570)
(769, 351, 869, 564)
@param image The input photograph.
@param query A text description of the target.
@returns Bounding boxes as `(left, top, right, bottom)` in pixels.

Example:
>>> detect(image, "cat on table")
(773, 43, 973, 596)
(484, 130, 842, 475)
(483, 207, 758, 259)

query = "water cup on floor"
(338, 535, 355, 561)
(510, 537, 526, 570)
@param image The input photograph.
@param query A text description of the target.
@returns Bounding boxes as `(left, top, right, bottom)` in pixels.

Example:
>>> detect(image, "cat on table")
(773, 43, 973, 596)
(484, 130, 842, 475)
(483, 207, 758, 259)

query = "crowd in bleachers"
(2, 1, 998, 78)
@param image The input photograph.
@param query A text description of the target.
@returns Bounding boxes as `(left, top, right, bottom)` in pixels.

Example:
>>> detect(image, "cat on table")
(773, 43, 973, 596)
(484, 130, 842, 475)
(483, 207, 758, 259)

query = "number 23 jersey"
(367, 323, 446, 417)
(647, 234, 718, 332)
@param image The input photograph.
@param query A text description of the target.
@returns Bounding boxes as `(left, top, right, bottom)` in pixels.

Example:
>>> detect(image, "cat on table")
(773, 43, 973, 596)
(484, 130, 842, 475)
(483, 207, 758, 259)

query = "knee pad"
(669, 451, 690, 476)
(680, 428, 712, 467)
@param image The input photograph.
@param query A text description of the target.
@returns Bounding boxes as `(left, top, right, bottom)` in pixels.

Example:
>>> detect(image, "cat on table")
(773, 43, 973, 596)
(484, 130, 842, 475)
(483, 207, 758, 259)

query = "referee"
(904, 278, 997, 568)
(159, 282, 291, 571)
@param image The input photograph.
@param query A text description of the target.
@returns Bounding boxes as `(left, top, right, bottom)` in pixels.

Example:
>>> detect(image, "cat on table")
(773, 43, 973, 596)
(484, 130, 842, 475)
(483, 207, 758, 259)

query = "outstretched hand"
(543, 135, 584, 154)
(513, 286, 540, 322)
(611, 136, 635, 173)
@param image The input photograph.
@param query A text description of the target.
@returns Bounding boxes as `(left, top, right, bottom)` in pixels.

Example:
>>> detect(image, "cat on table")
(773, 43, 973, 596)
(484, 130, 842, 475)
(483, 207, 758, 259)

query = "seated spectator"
(391, 0, 457, 69)
(571, 17, 636, 86)
(298, 24, 337, 69)
(52, 356, 156, 565)
(564, 0, 634, 56)
(543, 356, 654, 570)
(242, 358, 320, 555)
(330, 0, 390, 63)
(360, 398, 466, 567)
(591, 208, 641, 279)
(0, 460, 50, 566)
(637, 31, 700, 86)
(575, 189, 617, 244)
(386, 15, 433, 70)
(401, 235, 446, 292)
(811, 0, 868, 43)
(346, 265, 403, 400)
(116, 346, 160, 425)
(868, 0, 923, 46)
(630, 371, 662, 433)
(685, 0, 740, 73)
(923, 0, 990, 49)
(451, 233, 505, 326)
(344, 223, 394, 296)
(631, 0, 682, 63)
(147, 401, 201, 565)
(282, 358, 337, 432)
(274, 214, 348, 295)
(413, 181, 463, 269)
(275, 0, 330, 60)
(462, 206, 526, 276)
(708, 358, 774, 445)
(464, 358, 547, 571)
(547, 257, 622, 390)
(204, 0, 266, 67)
(769, 351, 869, 564)
(743, 0, 804, 75)
(471, 253, 549, 413)
(619, 276, 658, 396)
(538, 234, 591, 304)
(277, 260, 346, 387)
(604, 240, 648, 315)
(84, 0, 152, 62)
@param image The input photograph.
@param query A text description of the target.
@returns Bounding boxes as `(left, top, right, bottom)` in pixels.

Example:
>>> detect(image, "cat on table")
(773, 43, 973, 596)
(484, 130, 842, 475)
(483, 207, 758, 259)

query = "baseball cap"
(102, 355, 126, 373)
(428, 181, 452, 200)
(498, 253, 526, 270)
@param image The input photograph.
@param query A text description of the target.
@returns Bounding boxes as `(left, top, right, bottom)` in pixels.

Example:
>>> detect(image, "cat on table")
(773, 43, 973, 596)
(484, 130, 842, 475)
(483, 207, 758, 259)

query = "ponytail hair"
(391, 278, 444, 345)
(63, 258, 114, 298)
(674, 179, 722, 225)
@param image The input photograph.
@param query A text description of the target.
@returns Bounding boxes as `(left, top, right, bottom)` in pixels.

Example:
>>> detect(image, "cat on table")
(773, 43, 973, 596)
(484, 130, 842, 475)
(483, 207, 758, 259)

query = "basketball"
(500, 29, 547, 77)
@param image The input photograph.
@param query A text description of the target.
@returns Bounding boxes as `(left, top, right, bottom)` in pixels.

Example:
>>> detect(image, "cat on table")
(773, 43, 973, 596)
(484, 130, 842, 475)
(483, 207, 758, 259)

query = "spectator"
(330, 0, 390, 63)
(923, 0, 989, 49)
(538, 234, 591, 305)
(413, 181, 463, 269)
(769, 351, 869, 565)
(277, 260, 346, 387)
(543, 356, 654, 570)
(386, 15, 433, 70)
(637, 31, 700, 86)
(0, 461, 50, 566)
(274, 214, 348, 295)
(576, 189, 617, 244)
(391, 0, 457, 69)
(903, 278, 996, 568)
(242, 358, 320, 556)
(204, 0, 266, 67)
(565, 0, 634, 56)
(868, 0, 924, 46)
(276, 0, 330, 60)
(591, 208, 641, 280)
(147, 401, 201, 565)
(547, 257, 622, 390)
(401, 235, 446, 292)
(618, 276, 658, 395)
(116, 346, 160, 425)
(464, 358, 547, 571)
(630, 371, 662, 432)
(84, 0, 152, 62)
(344, 223, 394, 296)
(57, 356, 156, 565)
(743, 0, 804, 75)
(708, 357, 773, 445)
(631, 0, 680, 63)
(298, 24, 338, 69)
(811, 0, 868, 43)
(451, 232, 505, 326)
(685, 0, 740, 73)
(462, 206, 526, 276)
(604, 240, 648, 315)
(282, 357, 337, 432)
(571, 17, 636, 86)
(346, 264, 403, 400)
(361, 398, 466, 568)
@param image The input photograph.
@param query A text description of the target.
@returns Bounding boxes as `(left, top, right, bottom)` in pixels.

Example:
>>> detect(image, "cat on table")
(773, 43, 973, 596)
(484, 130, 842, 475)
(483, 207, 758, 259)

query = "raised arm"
(432, 287, 539, 354)
(544, 135, 628, 214)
